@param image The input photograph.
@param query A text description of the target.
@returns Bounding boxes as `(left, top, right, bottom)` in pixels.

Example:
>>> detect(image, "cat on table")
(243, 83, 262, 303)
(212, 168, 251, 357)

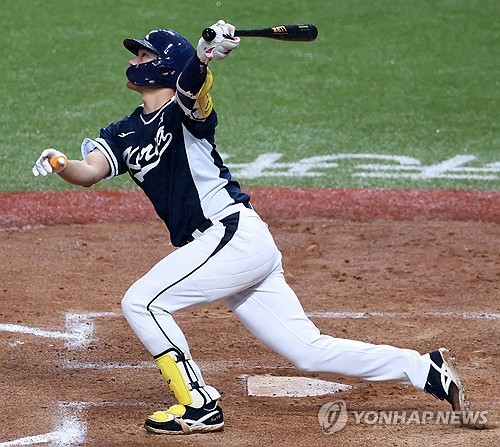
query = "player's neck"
(141, 88, 175, 114)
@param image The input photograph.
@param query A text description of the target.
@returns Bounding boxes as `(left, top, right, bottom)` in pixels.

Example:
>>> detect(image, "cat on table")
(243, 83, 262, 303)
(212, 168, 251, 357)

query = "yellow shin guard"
(155, 353, 192, 406)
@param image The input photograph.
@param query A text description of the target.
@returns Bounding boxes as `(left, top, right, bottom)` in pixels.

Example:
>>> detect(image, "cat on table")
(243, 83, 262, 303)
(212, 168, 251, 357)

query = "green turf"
(0, 0, 498, 192)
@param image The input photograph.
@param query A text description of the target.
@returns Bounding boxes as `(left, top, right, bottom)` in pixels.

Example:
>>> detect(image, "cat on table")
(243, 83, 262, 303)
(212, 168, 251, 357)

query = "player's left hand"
(197, 20, 240, 63)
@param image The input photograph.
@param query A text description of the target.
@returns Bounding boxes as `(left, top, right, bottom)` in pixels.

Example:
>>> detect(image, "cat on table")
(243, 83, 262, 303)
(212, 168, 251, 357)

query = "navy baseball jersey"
(81, 73, 250, 247)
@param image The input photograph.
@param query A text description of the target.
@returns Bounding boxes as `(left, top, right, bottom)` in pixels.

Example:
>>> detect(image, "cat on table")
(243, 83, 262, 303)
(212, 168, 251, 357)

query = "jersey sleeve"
(80, 121, 127, 179)
(176, 55, 214, 121)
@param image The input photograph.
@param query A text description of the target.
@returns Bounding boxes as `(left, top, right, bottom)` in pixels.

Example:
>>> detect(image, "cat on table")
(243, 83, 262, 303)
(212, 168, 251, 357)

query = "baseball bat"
(202, 24, 318, 42)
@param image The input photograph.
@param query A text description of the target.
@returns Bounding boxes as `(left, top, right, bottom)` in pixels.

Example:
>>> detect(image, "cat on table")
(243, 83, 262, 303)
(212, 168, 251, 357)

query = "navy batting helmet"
(124, 29, 195, 88)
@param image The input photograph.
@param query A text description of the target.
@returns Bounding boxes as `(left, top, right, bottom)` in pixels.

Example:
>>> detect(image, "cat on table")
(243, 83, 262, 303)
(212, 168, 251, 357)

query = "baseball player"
(33, 20, 469, 435)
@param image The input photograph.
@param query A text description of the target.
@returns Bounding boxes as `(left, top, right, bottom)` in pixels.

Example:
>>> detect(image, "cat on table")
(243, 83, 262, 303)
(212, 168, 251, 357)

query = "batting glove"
(32, 148, 67, 176)
(197, 20, 240, 63)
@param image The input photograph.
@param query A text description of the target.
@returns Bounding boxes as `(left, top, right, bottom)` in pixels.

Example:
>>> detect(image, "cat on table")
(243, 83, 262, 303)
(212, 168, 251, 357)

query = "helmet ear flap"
(125, 61, 168, 87)
(126, 60, 178, 88)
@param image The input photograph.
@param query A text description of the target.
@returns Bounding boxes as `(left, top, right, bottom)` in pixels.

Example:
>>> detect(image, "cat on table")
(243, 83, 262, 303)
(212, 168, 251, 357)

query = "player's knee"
(121, 284, 146, 319)
(120, 291, 135, 319)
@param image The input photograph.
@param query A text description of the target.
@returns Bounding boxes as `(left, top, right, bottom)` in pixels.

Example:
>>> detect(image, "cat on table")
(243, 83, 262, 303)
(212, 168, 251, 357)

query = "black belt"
(185, 202, 252, 244)
(183, 219, 212, 245)
(197, 218, 214, 233)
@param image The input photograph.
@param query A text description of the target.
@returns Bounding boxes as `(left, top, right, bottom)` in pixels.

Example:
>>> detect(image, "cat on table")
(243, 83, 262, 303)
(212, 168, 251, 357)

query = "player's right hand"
(197, 20, 240, 63)
(32, 148, 67, 176)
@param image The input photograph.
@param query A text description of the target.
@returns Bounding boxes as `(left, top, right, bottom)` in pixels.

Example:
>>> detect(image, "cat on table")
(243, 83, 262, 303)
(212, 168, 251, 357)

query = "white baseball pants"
(121, 203, 432, 401)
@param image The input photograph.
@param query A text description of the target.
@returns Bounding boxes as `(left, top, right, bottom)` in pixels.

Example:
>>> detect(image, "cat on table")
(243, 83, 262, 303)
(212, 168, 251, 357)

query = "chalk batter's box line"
(67, 310, 500, 319)
(0, 310, 498, 349)
(1, 309, 498, 340)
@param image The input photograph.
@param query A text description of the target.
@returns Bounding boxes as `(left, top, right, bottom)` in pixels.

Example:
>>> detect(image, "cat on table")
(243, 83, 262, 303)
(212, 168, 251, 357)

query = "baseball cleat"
(144, 400, 224, 435)
(424, 348, 469, 414)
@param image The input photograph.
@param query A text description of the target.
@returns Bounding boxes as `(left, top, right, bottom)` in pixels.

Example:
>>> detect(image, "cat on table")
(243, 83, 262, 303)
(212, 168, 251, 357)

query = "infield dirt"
(0, 188, 498, 446)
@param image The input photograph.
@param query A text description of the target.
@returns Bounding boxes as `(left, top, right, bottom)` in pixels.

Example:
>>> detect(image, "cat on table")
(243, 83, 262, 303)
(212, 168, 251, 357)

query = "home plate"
(245, 375, 353, 397)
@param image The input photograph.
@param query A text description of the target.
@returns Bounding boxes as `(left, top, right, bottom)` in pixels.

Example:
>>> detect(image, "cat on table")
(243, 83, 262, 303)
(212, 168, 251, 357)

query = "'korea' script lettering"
(123, 125, 172, 182)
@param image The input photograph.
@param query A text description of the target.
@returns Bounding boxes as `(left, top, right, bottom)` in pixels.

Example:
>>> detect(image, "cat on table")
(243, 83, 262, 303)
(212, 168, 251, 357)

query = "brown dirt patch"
(0, 188, 499, 446)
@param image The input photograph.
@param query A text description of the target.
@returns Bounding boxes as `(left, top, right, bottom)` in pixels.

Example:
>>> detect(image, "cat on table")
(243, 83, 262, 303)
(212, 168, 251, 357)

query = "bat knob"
(202, 27, 217, 42)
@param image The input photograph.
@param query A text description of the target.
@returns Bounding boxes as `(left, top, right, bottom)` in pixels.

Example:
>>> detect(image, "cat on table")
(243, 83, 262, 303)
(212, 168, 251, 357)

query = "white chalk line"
(306, 311, 500, 320)
(63, 360, 155, 370)
(1, 310, 498, 353)
(0, 401, 155, 447)
(172, 310, 500, 320)
(0, 323, 76, 340)
(58, 401, 153, 409)
(0, 224, 45, 233)
(0, 404, 86, 447)
(62, 358, 295, 372)
(0, 312, 117, 349)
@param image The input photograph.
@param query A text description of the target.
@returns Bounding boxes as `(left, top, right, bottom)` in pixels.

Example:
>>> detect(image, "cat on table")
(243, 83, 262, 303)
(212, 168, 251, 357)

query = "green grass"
(0, 0, 498, 191)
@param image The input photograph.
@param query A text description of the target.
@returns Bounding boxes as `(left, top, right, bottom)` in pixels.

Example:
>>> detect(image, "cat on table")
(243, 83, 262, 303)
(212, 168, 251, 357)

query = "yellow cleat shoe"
(145, 400, 224, 435)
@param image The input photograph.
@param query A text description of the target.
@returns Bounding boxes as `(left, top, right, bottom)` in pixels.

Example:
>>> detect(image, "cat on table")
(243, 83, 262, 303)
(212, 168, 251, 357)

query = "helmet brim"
(123, 38, 159, 56)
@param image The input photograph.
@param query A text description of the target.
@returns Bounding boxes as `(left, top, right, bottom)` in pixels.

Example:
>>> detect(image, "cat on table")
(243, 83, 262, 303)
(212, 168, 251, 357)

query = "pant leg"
(121, 207, 281, 406)
(225, 266, 431, 389)
(120, 229, 224, 407)
(121, 208, 280, 356)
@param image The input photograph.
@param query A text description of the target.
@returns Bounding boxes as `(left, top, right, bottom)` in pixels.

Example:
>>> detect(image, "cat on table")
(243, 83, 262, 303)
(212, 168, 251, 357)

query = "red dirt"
(1, 187, 498, 229)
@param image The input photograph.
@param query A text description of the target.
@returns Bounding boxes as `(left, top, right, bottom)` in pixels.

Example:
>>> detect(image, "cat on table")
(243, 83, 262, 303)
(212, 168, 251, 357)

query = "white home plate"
(245, 375, 352, 397)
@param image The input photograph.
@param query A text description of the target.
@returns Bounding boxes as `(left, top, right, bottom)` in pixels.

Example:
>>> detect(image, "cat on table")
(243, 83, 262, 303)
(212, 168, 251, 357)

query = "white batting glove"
(197, 20, 240, 63)
(32, 148, 68, 176)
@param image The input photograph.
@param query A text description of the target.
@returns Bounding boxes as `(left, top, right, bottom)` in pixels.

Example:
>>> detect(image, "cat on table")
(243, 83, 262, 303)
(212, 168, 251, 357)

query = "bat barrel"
(236, 24, 318, 41)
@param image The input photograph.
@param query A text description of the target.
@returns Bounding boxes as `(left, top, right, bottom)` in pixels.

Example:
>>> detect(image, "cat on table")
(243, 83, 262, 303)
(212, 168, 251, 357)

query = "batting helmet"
(124, 29, 195, 88)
